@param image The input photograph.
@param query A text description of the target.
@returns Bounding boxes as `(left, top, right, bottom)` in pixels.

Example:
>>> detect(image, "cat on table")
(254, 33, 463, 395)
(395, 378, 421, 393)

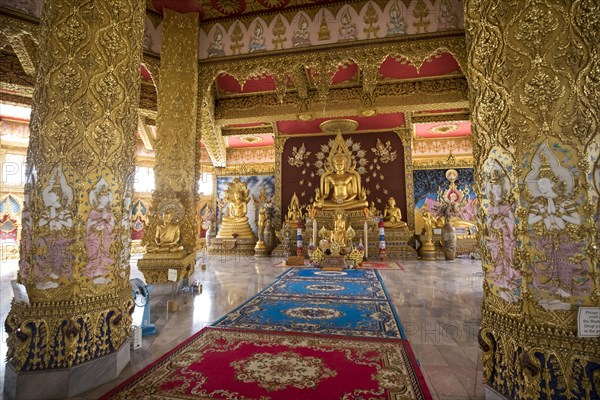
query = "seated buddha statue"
(383, 197, 407, 228)
(313, 136, 368, 211)
(216, 178, 255, 239)
(147, 210, 184, 253)
(286, 192, 304, 224)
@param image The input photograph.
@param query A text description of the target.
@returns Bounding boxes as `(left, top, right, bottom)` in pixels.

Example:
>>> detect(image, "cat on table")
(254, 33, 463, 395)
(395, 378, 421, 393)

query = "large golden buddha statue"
(216, 178, 255, 239)
(313, 133, 368, 211)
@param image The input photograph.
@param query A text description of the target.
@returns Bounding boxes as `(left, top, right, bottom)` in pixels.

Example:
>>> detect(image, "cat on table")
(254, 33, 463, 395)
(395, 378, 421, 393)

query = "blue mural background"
(216, 175, 275, 236)
(413, 168, 477, 227)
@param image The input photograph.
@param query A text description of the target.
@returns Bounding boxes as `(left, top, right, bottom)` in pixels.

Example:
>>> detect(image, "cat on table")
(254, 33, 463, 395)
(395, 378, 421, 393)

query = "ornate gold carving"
(5, 0, 145, 372)
(214, 163, 275, 176)
(0, 13, 38, 77)
(0, 50, 35, 91)
(412, 113, 470, 124)
(215, 77, 469, 125)
(221, 125, 272, 136)
(396, 127, 415, 231)
(466, 0, 600, 397)
(201, 34, 467, 89)
(146, 10, 199, 256)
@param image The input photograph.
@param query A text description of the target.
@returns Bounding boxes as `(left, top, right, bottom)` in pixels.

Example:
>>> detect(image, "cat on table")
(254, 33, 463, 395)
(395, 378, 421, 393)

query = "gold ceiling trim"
(221, 125, 273, 136)
(214, 77, 469, 125)
(411, 113, 470, 124)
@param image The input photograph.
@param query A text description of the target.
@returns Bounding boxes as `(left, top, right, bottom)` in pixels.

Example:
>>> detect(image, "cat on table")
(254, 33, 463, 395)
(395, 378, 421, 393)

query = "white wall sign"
(167, 268, 178, 282)
(578, 307, 600, 338)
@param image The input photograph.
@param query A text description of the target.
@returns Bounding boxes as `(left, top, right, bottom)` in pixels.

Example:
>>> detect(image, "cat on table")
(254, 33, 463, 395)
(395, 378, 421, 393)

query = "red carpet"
(100, 327, 431, 400)
(361, 261, 405, 270)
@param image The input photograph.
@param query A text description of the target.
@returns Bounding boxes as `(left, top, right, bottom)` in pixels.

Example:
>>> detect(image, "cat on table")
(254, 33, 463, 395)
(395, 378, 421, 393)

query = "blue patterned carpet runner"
(213, 268, 406, 339)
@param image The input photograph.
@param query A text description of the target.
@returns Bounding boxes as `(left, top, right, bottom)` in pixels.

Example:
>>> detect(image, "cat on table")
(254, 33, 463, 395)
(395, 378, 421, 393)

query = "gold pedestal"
(216, 218, 255, 239)
(368, 227, 418, 260)
(137, 251, 196, 284)
(208, 238, 257, 255)
(254, 240, 269, 257)
(420, 241, 436, 261)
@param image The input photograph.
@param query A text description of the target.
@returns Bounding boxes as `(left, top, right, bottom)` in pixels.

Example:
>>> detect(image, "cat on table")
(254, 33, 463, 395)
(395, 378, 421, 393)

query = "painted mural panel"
(199, 0, 464, 59)
(413, 167, 477, 232)
(216, 175, 275, 236)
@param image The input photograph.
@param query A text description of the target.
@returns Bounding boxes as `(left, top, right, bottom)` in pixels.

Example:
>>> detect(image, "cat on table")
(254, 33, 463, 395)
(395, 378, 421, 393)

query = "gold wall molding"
(214, 163, 275, 176)
(465, 0, 600, 397)
(395, 127, 415, 231)
(200, 34, 467, 89)
(199, 89, 228, 167)
(412, 113, 470, 124)
(222, 125, 273, 136)
(6, 0, 145, 372)
(144, 10, 200, 253)
(412, 155, 473, 170)
(214, 77, 469, 126)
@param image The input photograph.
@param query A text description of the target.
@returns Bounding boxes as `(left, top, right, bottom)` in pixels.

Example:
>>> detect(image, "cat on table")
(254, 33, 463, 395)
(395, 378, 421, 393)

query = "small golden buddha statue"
(147, 210, 184, 253)
(286, 192, 304, 224)
(216, 178, 255, 239)
(383, 197, 407, 228)
(368, 201, 381, 218)
(313, 133, 368, 211)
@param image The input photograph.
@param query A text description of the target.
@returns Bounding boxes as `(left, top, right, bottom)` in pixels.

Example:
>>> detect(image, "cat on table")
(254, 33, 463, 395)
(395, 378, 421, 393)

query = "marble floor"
(0, 254, 485, 400)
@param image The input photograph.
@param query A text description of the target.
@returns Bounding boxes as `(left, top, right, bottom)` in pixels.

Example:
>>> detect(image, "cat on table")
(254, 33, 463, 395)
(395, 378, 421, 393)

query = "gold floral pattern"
(231, 351, 337, 391)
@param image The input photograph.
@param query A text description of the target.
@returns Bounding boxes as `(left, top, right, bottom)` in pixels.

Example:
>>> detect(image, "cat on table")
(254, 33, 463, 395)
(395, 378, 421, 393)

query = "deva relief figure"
(147, 203, 185, 253)
(85, 178, 115, 284)
(338, 9, 358, 41)
(526, 144, 589, 310)
(292, 14, 311, 47)
(34, 166, 74, 290)
(437, 0, 459, 30)
(386, 2, 407, 36)
(208, 27, 225, 58)
(486, 166, 520, 301)
(249, 22, 266, 52)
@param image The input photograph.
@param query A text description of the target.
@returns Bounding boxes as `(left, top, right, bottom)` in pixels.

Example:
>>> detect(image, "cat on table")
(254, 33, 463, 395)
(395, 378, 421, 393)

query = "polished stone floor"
(0, 254, 485, 400)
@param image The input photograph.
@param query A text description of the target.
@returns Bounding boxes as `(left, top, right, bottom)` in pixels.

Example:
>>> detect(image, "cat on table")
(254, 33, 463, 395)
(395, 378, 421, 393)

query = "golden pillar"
(138, 9, 199, 283)
(465, 1, 600, 398)
(4, 0, 145, 398)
